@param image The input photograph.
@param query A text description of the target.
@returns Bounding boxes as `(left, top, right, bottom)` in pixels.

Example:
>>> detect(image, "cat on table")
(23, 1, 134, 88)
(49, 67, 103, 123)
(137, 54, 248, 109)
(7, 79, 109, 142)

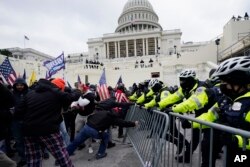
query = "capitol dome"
(115, 0, 162, 33)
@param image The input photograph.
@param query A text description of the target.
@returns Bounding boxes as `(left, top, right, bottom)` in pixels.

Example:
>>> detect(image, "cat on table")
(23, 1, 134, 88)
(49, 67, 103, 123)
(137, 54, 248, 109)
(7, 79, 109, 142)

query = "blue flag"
(77, 75, 82, 84)
(43, 52, 65, 77)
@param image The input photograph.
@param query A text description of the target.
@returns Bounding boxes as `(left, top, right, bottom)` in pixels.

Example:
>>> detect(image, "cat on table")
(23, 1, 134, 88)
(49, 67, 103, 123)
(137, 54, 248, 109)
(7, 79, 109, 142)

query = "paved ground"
(11, 128, 141, 167)
(43, 128, 142, 167)
(11, 127, 225, 167)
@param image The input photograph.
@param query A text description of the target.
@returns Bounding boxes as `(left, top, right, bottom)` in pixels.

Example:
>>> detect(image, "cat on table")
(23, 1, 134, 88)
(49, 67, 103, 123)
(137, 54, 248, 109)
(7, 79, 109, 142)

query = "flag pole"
(24, 36, 26, 49)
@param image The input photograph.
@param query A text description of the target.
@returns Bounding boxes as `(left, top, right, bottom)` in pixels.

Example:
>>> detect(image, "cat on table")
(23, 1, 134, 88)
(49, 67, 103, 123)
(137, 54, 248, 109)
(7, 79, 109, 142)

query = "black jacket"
(14, 79, 81, 136)
(0, 83, 14, 140)
(12, 78, 29, 113)
(95, 97, 133, 111)
(87, 110, 135, 132)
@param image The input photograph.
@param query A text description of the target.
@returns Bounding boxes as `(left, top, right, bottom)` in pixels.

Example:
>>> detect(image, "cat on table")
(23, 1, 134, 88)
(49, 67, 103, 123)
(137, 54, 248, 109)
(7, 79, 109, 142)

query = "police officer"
(193, 56, 250, 167)
(171, 73, 222, 162)
(157, 69, 207, 162)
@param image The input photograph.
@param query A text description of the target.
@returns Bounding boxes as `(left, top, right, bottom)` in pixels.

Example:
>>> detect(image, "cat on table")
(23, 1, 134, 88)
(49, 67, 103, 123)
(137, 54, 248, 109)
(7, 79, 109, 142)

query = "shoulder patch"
(232, 102, 242, 111)
(195, 87, 204, 95)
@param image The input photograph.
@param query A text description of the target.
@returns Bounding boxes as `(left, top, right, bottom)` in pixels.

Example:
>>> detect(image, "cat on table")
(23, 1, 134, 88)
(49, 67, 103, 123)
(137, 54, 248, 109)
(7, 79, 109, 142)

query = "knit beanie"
(51, 78, 65, 91)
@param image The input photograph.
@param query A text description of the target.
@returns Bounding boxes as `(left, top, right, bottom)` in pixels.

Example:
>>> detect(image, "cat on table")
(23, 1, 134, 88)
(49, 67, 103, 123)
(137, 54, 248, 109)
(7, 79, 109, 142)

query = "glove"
(181, 119, 191, 129)
(146, 108, 153, 115)
(155, 94, 161, 102)
(138, 104, 143, 109)
(163, 108, 172, 114)
(223, 132, 238, 147)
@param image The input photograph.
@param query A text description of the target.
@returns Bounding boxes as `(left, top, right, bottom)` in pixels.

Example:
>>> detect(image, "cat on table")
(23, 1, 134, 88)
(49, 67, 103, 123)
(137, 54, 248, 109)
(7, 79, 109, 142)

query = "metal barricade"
(124, 105, 170, 167)
(169, 112, 250, 167)
(124, 106, 250, 167)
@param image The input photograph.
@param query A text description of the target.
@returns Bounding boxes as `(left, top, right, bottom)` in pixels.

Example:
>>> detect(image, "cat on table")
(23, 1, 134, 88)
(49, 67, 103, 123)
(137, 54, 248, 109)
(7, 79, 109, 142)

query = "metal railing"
(124, 106, 250, 167)
(219, 33, 250, 60)
(124, 105, 169, 167)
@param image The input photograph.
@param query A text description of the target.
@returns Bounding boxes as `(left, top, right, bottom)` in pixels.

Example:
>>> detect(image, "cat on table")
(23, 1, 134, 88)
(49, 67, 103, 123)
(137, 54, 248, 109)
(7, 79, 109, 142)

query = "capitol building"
(1, 0, 250, 87)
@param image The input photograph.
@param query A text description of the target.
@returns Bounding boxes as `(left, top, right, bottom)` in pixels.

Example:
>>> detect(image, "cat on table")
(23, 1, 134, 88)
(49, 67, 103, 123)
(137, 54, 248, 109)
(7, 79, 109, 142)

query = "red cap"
(51, 78, 65, 91)
(80, 84, 89, 92)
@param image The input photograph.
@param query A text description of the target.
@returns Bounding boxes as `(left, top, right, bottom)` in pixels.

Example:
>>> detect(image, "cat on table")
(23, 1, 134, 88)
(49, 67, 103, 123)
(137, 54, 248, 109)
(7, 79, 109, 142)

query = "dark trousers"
(165, 116, 189, 154)
(63, 112, 77, 142)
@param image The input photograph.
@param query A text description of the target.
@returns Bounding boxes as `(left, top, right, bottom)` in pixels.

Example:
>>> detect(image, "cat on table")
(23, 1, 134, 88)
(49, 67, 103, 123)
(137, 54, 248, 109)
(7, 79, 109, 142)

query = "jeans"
(60, 121, 70, 146)
(67, 125, 109, 156)
(11, 120, 25, 161)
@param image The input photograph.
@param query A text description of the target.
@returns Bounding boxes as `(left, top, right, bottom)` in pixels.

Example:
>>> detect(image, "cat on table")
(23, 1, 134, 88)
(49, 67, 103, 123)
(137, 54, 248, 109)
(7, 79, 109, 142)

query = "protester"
(71, 83, 96, 153)
(11, 78, 29, 166)
(14, 78, 81, 167)
(66, 106, 138, 159)
(0, 83, 16, 167)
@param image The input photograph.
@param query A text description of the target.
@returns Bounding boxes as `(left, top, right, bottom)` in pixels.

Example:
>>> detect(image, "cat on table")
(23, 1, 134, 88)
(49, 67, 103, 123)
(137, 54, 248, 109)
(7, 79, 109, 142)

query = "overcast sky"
(0, 0, 249, 57)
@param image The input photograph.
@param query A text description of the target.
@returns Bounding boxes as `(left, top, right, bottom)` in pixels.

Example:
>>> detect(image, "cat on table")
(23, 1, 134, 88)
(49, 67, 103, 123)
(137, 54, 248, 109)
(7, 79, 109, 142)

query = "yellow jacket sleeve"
(158, 88, 184, 110)
(235, 135, 250, 150)
(192, 103, 219, 129)
(136, 93, 145, 104)
(144, 96, 156, 109)
(146, 89, 154, 97)
(173, 87, 208, 113)
(129, 92, 137, 101)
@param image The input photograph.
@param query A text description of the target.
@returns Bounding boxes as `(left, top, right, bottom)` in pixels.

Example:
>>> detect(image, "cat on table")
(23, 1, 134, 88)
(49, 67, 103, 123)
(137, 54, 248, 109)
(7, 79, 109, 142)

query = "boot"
(107, 141, 116, 149)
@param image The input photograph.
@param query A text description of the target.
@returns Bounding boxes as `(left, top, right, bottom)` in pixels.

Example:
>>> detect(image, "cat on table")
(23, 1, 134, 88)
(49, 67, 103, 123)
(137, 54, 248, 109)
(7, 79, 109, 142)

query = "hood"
(35, 79, 56, 92)
(13, 78, 28, 92)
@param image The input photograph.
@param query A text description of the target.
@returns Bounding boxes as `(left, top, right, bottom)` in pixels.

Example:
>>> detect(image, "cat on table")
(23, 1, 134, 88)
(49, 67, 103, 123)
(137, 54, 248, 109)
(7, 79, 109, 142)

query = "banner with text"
(43, 52, 65, 78)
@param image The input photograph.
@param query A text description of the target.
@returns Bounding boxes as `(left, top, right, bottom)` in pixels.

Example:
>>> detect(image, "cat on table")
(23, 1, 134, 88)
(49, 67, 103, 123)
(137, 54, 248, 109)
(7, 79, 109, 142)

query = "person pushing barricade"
(66, 97, 138, 160)
(14, 78, 81, 167)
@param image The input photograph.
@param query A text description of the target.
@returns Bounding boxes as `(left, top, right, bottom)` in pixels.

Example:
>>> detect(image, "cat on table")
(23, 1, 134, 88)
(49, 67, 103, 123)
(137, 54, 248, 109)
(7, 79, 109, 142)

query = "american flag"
(97, 69, 110, 101)
(0, 58, 17, 85)
(115, 90, 129, 103)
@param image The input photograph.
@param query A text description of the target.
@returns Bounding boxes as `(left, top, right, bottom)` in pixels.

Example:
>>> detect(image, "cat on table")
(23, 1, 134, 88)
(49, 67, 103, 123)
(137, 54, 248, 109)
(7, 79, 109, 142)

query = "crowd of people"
(0, 56, 250, 167)
(0, 77, 137, 167)
(128, 56, 250, 167)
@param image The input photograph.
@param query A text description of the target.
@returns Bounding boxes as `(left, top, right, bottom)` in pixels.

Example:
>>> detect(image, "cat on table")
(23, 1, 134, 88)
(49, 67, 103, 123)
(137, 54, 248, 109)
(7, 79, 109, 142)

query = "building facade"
(1, 0, 250, 87)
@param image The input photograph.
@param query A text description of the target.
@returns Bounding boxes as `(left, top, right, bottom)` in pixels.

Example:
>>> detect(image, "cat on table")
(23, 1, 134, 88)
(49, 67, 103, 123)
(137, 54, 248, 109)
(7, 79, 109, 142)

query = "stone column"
(126, 40, 128, 57)
(134, 39, 137, 57)
(115, 41, 117, 58)
(107, 42, 110, 59)
(158, 37, 161, 55)
(142, 38, 145, 56)
(146, 38, 148, 56)
(118, 41, 120, 58)
(154, 37, 157, 55)
(104, 42, 107, 59)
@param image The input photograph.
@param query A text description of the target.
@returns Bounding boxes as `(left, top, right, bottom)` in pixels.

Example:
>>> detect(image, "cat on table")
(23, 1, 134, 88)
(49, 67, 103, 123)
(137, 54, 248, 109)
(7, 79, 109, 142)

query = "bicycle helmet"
(212, 56, 250, 77)
(148, 79, 159, 89)
(179, 69, 196, 78)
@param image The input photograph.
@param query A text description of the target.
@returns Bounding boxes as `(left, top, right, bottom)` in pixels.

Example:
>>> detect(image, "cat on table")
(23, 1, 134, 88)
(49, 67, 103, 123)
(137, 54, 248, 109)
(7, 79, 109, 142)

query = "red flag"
(97, 69, 110, 101)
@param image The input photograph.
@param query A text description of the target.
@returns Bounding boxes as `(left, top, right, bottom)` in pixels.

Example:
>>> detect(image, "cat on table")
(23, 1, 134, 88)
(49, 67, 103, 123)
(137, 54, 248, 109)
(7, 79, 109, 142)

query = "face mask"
(220, 83, 238, 99)
(180, 78, 195, 92)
